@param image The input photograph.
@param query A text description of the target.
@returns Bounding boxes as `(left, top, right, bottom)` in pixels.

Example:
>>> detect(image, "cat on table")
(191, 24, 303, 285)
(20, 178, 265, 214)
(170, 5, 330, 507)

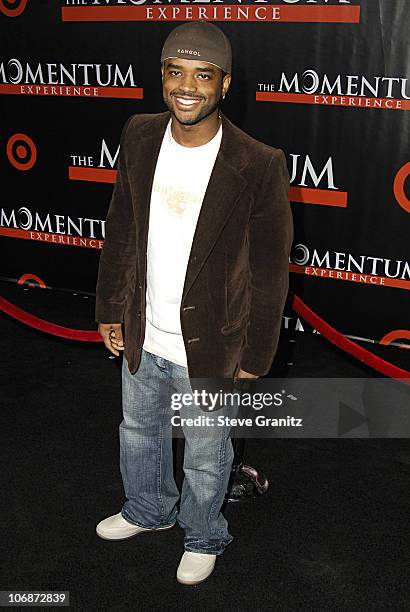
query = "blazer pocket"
(220, 313, 249, 336)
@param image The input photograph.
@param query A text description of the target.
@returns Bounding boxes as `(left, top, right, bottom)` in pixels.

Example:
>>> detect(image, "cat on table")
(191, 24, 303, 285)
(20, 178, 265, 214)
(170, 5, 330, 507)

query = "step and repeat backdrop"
(1, 0, 409, 351)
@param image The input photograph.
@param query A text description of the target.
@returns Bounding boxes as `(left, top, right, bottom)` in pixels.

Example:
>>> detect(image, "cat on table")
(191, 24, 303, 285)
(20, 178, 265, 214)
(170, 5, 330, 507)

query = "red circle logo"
(0, 0, 27, 17)
(380, 330, 410, 348)
(7, 133, 37, 170)
(18, 273, 46, 289)
(393, 162, 410, 214)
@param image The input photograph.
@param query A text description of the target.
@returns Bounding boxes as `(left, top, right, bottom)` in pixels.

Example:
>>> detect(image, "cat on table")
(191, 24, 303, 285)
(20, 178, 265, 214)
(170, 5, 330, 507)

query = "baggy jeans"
(119, 348, 239, 555)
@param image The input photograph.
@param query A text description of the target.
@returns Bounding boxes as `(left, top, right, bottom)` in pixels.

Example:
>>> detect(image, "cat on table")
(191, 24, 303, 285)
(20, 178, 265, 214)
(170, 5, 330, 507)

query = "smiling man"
(95, 21, 293, 586)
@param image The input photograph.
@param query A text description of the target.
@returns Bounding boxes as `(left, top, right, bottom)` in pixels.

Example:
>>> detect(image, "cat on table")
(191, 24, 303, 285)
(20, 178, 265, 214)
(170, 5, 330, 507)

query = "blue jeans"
(119, 348, 238, 555)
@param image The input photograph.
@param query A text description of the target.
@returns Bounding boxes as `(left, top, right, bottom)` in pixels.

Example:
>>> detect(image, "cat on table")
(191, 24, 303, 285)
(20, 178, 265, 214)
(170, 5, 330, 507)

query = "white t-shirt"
(142, 119, 223, 367)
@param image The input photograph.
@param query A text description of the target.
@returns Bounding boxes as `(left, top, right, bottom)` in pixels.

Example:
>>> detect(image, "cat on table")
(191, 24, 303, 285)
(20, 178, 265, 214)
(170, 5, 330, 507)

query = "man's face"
(162, 58, 231, 126)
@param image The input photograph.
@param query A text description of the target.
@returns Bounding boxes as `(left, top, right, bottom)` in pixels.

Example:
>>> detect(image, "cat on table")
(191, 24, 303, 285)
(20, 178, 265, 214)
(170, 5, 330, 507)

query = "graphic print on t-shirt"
(152, 183, 202, 217)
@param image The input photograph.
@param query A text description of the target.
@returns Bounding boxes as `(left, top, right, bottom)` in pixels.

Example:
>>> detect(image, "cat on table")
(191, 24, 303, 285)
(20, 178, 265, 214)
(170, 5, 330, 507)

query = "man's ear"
(222, 73, 232, 98)
(161, 63, 164, 82)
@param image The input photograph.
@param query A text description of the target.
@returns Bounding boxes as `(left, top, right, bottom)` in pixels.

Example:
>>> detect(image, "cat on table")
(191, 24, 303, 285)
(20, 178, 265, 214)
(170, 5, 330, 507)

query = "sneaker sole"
(176, 573, 214, 586)
(96, 523, 175, 541)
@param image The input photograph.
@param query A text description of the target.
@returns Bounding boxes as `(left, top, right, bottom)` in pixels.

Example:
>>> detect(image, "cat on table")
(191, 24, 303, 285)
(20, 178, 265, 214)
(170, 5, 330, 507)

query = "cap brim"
(161, 55, 226, 72)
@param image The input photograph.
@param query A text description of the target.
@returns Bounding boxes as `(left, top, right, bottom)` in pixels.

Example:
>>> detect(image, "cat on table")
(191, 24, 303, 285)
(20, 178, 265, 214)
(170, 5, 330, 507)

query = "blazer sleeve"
(95, 115, 136, 324)
(240, 149, 294, 376)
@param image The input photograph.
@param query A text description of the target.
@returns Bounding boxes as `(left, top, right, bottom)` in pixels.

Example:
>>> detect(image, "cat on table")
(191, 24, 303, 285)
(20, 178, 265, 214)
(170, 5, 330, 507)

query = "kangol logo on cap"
(177, 48, 201, 57)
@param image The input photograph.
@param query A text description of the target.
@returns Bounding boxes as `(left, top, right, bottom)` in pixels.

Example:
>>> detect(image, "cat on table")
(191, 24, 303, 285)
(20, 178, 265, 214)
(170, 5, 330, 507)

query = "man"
(95, 21, 293, 585)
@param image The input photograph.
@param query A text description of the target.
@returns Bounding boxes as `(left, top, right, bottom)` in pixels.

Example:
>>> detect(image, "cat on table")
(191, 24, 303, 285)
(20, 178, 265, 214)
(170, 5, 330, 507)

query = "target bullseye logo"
(0, 0, 27, 17)
(394, 162, 410, 213)
(17, 273, 46, 289)
(7, 133, 37, 170)
(380, 330, 410, 347)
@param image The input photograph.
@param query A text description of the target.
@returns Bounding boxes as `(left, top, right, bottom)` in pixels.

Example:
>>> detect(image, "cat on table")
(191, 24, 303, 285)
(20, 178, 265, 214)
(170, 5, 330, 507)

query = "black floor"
(1, 283, 409, 611)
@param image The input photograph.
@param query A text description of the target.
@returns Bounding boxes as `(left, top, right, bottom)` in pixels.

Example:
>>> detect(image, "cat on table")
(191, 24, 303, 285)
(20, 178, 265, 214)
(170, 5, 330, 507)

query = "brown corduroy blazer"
(95, 111, 294, 379)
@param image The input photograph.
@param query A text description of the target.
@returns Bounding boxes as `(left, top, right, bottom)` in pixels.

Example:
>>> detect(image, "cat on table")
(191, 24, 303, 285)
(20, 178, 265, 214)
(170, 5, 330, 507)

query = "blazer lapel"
(182, 114, 249, 299)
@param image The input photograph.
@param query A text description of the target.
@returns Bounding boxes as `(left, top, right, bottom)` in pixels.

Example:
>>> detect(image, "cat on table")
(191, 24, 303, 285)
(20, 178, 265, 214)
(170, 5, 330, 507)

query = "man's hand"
(233, 367, 259, 392)
(236, 368, 259, 380)
(98, 323, 124, 357)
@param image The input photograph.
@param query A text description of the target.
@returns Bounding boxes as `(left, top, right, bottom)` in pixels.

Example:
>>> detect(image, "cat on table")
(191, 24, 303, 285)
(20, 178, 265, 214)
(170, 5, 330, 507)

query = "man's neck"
(170, 110, 221, 148)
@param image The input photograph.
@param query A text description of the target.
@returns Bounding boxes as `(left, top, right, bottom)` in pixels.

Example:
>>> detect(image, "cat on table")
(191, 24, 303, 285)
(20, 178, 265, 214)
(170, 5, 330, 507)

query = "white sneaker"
(176, 551, 217, 585)
(96, 513, 174, 540)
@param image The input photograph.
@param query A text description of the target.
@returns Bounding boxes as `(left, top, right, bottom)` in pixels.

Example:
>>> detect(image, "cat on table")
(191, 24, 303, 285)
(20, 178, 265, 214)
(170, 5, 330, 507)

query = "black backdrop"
(1, 0, 409, 352)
